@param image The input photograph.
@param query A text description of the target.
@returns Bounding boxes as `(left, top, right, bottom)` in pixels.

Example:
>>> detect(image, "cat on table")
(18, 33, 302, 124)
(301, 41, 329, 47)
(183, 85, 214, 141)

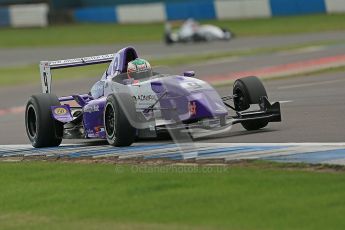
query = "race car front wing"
(155, 96, 281, 135)
(230, 96, 281, 125)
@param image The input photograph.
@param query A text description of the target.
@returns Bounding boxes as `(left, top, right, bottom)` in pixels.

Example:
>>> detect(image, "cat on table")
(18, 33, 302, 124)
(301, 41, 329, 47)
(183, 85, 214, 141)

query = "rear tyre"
(233, 76, 268, 130)
(25, 94, 63, 148)
(104, 94, 135, 147)
(164, 33, 174, 45)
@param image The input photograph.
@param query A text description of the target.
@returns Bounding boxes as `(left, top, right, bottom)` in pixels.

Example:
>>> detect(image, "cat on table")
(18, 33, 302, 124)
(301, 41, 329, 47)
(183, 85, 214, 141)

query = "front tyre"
(25, 94, 63, 148)
(104, 94, 135, 147)
(233, 76, 268, 131)
(221, 28, 234, 40)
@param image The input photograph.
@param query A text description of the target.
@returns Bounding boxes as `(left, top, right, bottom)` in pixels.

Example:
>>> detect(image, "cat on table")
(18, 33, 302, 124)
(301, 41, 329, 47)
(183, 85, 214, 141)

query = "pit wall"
(0, 0, 345, 27)
(0, 3, 48, 27)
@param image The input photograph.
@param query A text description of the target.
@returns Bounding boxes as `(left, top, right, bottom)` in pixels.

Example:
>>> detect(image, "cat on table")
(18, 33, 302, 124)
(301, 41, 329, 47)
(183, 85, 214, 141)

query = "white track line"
(1, 143, 345, 148)
(278, 100, 293, 104)
(278, 79, 345, 90)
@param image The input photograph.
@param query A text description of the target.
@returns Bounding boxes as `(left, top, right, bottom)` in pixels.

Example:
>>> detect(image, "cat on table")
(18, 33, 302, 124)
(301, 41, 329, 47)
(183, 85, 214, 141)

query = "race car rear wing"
(39, 54, 114, 93)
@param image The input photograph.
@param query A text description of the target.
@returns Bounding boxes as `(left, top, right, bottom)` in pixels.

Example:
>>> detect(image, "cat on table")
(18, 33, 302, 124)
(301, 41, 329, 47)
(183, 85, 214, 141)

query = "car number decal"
(54, 107, 67, 115)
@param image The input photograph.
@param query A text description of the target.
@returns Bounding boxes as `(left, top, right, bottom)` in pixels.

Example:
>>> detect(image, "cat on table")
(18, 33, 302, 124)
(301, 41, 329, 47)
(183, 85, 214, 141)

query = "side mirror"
(183, 71, 195, 77)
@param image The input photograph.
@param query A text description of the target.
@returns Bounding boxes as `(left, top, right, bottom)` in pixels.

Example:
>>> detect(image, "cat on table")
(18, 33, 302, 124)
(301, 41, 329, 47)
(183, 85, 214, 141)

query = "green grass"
(210, 14, 345, 36)
(0, 162, 345, 230)
(1, 40, 345, 87)
(0, 63, 108, 86)
(268, 65, 345, 80)
(0, 23, 164, 48)
(0, 14, 345, 48)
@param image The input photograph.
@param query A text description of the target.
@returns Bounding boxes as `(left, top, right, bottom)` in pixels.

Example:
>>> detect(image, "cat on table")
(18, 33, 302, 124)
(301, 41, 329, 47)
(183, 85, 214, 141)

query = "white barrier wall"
(4, 1, 345, 27)
(325, 0, 345, 13)
(117, 3, 166, 23)
(9, 3, 48, 27)
(215, 0, 271, 19)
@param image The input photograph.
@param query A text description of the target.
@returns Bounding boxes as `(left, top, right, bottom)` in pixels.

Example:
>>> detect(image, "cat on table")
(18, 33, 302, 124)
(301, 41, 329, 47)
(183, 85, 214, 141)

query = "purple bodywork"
(51, 105, 73, 123)
(150, 76, 227, 121)
(52, 46, 228, 139)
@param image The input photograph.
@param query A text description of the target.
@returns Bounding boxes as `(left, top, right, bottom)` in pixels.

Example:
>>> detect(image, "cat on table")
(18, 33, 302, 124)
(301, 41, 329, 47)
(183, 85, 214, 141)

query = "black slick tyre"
(104, 94, 135, 147)
(233, 76, 268, 130)
(25, 94, 63, 148)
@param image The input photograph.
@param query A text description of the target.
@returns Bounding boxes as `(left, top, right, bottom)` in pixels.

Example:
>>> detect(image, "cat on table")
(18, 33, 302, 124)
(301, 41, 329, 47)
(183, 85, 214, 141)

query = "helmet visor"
(128, 69, 153, 79)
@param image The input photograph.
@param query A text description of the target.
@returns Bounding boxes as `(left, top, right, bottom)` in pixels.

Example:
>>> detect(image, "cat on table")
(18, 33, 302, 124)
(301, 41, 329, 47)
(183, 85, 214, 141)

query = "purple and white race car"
(25, 46, 281, 148)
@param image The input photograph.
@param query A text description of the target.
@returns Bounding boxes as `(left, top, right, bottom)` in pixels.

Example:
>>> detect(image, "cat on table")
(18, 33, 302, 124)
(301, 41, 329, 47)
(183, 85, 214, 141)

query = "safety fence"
(0, 0, 344, 27)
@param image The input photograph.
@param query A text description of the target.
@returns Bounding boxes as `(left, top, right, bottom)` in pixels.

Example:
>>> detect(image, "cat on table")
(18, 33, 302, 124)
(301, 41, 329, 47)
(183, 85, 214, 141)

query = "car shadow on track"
(194, 128, 278, 142)
(61, 128, 278, 147)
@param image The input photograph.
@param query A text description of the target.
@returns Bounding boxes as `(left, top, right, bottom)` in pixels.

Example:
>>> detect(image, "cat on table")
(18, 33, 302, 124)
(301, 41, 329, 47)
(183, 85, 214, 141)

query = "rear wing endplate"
(39, 54, 114, 93)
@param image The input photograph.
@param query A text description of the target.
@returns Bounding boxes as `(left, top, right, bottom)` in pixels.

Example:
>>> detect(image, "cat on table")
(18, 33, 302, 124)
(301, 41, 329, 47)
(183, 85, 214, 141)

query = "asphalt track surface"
(0, 31, 345, 146)
(1, 31, 345, 67)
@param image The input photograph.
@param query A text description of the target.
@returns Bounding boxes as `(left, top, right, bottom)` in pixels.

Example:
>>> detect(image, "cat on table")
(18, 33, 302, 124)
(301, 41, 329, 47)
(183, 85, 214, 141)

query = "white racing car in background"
(165, 18, 234, 44)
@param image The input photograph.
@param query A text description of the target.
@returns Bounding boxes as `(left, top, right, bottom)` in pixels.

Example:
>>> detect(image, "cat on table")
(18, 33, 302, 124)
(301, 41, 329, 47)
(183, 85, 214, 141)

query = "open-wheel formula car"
(165, 18, 234, 45)
(25, 46, 281, 148)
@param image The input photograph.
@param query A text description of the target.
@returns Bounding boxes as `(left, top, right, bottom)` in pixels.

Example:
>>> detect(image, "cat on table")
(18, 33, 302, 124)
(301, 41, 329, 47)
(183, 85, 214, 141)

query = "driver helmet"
(127, 58, 152, 79)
